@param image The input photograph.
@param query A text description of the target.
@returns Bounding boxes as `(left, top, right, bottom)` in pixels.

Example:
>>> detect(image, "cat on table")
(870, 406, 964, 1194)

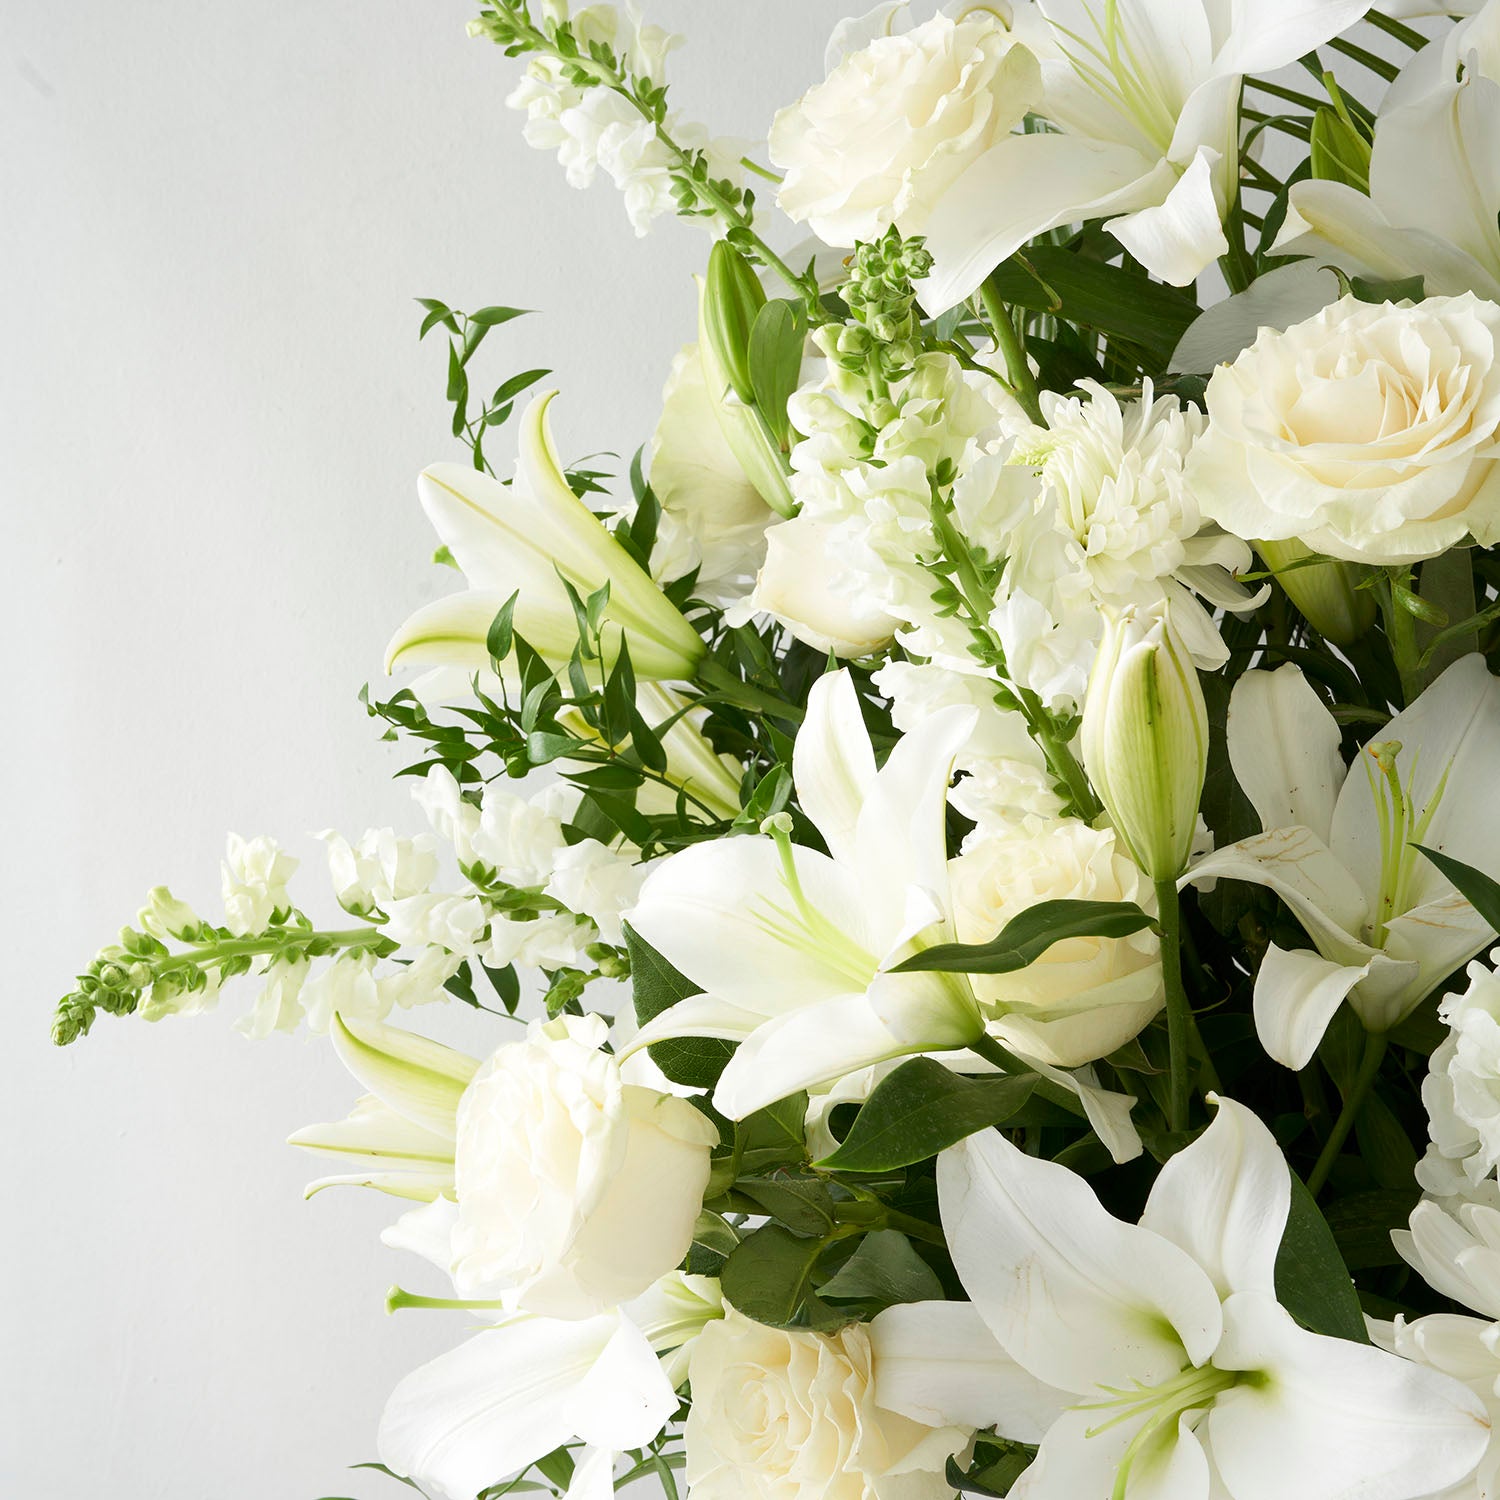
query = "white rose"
(949, 818, 1162, 1067)
(684, 1307, 967, 1500)
(735, 515, 899, 658)
(1189, 293, 1500, 564)
(648, 341, 776, 607)
(1422, 948, 1500, 1188)
(451, 1014, 719, 1318)
(769, 8, 1039, 247)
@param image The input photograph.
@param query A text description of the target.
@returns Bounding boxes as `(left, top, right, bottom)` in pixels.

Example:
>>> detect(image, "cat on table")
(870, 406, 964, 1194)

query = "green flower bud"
(1310, 102, 1371, 194)
(1081, 608, 1209, 882)
(703, 240, 765, 406)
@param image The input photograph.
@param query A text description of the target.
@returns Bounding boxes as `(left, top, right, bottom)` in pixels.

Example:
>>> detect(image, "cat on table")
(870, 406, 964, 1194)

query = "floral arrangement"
(54, 2, 1500, 1498)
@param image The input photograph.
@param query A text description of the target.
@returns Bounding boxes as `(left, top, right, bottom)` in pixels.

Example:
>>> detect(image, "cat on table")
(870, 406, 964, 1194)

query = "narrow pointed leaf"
(890, 899, 1155, 975)
(1415, 846, 1500, 934)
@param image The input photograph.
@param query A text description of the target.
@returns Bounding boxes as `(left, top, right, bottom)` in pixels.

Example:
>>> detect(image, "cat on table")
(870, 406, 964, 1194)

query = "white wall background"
(0, 4, 837, 1495)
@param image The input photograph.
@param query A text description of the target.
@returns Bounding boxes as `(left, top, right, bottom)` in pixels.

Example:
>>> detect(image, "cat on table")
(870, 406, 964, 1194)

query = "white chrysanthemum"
(988, 381, 1257, 712)
(1423, 949, 1500, 1190)
(949, 817, 1162, 1067)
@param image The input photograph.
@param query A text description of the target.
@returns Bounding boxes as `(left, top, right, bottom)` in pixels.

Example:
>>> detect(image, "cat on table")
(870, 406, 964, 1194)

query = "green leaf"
(693, 1209, 742, 1257)
(986, 248, 1199, 363)
(623, 923, 735, 1088)
(736, 1093, 810, 1172)
(817, 1058, 1037, 1172)
(749, 299, 805, 447)
(720, 1224, 845, 1330)
(468, 304, 531, 327)
(1275, 1172, 1370, 1343)
(947, 1439, 1037, 1498)
(735, 1173, 838, 1236)
(486, 591, 520, 667)
(890, 898, 1155, 975)
(1350, 272, 1425, 306)
(819, 1230, 944, 1308)
(1415, 845, 1500, 933)
(490, 367, 552, 406)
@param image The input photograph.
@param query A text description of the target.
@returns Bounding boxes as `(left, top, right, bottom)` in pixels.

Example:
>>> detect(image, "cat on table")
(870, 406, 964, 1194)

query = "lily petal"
(869, 1300, 1070, 1443)
(1209, 1292, 1490, 1500)
(1140, 1095, 1289, 1300)
(329, 1015, 478, 1141)
(794, 669, 876, 867)
(1107, 148, 1229, 286)
(1211, 0, 1371, 75)
(938, 1128, 1223, 1393)
(1228, 666, 1345, 845)
(377, 1313, 676, 1500)
(1251, 943, 1373, 1070)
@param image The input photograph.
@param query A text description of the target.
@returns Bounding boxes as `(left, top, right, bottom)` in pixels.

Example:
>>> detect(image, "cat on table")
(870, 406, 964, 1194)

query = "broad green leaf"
(736, 1093, 811, 1173)
(720, 1223, 845, 1330)
(819, 1230, 944, 1307)
(947, 1440, 1037, 1499)
(1323, 1188, 1419, 1271)
(468, 304, 531, 327)
(1275, 1172, 1370, 1343)
(693, 1209, 742, 1257)
(890, 898, 1155, 975)
(817, 1059, 1037, 1172)
(1416, 845, 1500, 934)
(987, 248, 1199, 362)
(623, 923, 736, 1088)
(735, 1173, 837, 1236)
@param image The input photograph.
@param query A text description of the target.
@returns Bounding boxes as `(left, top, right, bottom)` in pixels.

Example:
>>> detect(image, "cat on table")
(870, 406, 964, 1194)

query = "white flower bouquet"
(53, 3, 1500, 1498)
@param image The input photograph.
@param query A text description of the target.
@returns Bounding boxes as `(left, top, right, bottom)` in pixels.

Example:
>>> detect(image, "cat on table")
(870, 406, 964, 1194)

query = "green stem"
(967, 1030, 1088, 1120)
(1154, 878, 1194, 1135)
(1327, 34, 1400, 82)
(160, 925, 387, 975)
(1380, 566, 1424, 706)
(1363, 11, 1427, 49)
(1019, 688, 1102, 823)
(1307, 1030, 1388, 1197)
(978, 276, 1046, 427)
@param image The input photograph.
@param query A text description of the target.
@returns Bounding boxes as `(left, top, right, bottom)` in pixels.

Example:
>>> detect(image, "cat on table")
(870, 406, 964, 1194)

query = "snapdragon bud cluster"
(52, 928, 171, 1045)
(837, 228, 935, 376)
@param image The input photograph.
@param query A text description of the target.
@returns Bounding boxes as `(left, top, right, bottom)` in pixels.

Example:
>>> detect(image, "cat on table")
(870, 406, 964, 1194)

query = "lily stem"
(1154, 878, 1194, 1135)
(1379, 566, 1425, 706)
(977, 275, 1046, 427)
(1307, 1030, 1388, 1197)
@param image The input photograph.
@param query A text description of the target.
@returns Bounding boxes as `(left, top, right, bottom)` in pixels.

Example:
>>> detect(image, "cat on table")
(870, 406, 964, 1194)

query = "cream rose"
(949, 818, 1162, 1067)
(1189, 293, 1500, 564)
(768, 8, 1040, 247)
(684, 1307, 968, 1500)
(450, 1013, 719, 1318)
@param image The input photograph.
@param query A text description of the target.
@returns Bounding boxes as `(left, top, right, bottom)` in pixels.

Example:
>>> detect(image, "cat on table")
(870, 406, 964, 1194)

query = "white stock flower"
(991, 381, 1258, 711)
(320, 828, 437, 916)
(235, 957, 309, 1040)
(386, 393, 705, 681)
(684, 1306, 970, 1500)
(299, 951, 385, 1033)
(1186, 657, 1500, 1068)
(378, 944, 464, 1013)
(950, 818, 1162, 1067)
(1423, 950, 1500, 1192)
(449, 1013, 718, 1317)
(474, 778, 577, 886)
(920, 0, 1369, 305)
(769, 6, 1041, 248)
(544, 838, 646, 946)
(220, 833, 297, 936)
(382, 893, 488, 958)
(1189, 294, 1500, 566)
(877, 1096, 1488, 1500)
(486, 912, 594, 970)
(1278, 4, 1500, 301)
(648, 341, 776, 607)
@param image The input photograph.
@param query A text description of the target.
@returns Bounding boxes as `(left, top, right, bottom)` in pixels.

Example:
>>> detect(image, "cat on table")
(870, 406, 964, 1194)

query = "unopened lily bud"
(1256, 538, 1374, 646)
(703, 240, 764, 406)
(1310, 100, 1371, 194)
(1081, 607, 1209, 881)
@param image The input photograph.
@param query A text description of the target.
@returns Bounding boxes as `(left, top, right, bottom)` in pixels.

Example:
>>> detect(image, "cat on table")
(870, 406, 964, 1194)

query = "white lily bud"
(386, 393, 706, 682)
(1081, 606, 1208, 882)
(1256, 538, 1374, 647)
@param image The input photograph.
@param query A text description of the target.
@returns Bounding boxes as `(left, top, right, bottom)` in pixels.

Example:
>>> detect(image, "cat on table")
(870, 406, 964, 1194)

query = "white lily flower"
(1185, 657, 1500, 1068)
(625, 668, 985, 1118)
(386, 392, 705, 682)
(377, 1271, 724, 1500)
(1276, 5, 1500, 300)
(877, 1095, 1488, 1500)
(287, 1014, 477, 1200)
(920, 0, 1370, 306)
